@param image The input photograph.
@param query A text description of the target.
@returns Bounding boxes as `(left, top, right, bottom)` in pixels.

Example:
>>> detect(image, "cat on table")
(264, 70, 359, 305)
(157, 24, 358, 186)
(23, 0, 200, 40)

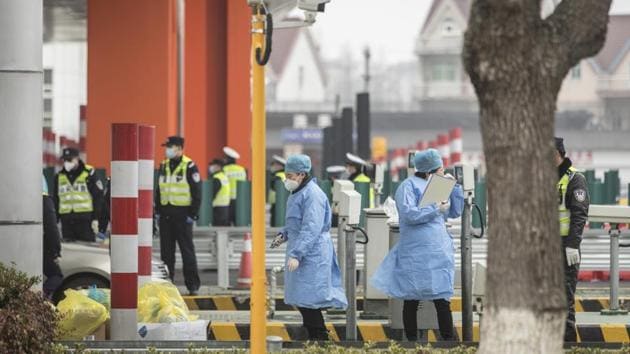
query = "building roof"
(268, 27, 328, 85)
(593, 15, 630, 74)
(421, 0, 470, 33)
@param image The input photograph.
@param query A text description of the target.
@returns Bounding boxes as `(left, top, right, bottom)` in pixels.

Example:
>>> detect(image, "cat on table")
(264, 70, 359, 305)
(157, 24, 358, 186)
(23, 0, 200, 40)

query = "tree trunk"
(462, 1, 611, 352)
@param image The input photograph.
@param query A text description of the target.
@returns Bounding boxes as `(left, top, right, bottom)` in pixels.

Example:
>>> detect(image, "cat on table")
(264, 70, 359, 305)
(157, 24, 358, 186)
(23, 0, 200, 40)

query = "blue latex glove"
(186, 216, 194, 224)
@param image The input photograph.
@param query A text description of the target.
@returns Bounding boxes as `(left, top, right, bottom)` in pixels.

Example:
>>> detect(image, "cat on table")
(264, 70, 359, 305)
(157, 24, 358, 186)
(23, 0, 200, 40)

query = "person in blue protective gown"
(269, 154, 347, 340)
(370, 149, 464, 341)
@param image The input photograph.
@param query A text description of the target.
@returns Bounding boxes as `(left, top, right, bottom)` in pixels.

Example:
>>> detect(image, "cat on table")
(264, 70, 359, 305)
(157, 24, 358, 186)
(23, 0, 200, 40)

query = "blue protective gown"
(370, 175, 464, 300)
(282, 178, 348, 309)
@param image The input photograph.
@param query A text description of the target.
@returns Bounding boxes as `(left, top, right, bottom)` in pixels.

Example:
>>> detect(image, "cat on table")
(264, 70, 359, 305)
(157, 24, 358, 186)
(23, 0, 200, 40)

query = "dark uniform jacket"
(558, 158, 590, 249)
(155, 156, 202, 219)
(52, 161, 103, 221)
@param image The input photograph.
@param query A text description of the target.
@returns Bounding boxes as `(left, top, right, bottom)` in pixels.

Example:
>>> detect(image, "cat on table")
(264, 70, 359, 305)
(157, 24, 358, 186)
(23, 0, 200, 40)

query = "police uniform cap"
(223, 146, 240, 159)
(272, 155, 287, 166)
(161, 136, 184, 147)
(345, 153, 368, 167)
(326, 165, 346, 174)
(61, 147, 80, 161)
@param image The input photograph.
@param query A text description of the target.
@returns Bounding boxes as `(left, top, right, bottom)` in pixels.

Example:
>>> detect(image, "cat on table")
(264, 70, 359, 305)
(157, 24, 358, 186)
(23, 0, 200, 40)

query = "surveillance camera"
(298, 0, 331, 12)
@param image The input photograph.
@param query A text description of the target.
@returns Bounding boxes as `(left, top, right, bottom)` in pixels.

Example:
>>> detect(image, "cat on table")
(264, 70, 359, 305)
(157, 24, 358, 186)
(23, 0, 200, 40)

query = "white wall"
(275, 31, 326, 102)
(42, 42, 87, 140)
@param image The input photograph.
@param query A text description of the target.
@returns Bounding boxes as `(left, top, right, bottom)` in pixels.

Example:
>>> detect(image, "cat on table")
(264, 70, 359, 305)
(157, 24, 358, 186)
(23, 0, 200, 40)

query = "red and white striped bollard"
(437, 133, 450, 167)
(449, 127, 463, 165)
(138, 125, 155, 287)
(110, 123, 139, 340)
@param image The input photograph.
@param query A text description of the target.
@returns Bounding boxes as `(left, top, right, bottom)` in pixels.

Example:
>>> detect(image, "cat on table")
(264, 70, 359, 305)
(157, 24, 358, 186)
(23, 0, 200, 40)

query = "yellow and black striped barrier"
(183, 296, 627, 313)
(206, 322, 630, 343)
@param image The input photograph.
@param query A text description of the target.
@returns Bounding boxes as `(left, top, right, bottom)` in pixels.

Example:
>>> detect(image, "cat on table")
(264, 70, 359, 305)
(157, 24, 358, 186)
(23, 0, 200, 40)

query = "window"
(431, 63, 456, 81)
(570, 64, 581, 79)
(43, 98, 52, 113)
(43, 68, 53, 85)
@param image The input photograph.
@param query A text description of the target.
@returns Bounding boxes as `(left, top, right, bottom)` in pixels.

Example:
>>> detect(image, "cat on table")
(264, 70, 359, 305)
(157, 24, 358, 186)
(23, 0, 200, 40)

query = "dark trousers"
(229, 200, 236, 226)
(60, 215, 94, 242)
(159, 214, 200, 292)
(43, 255, 63, 299)
(564, 253, 580, 342)
(212, 206, 230, 226)
(403, 299, 454, 341)
(297, 307, 328, 340)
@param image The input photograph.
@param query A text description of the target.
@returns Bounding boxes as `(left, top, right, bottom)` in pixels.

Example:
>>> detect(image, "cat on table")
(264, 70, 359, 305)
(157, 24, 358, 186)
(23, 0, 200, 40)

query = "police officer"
(42, 176, 63, 300)
(269, 155, 286, 226)
(345, 153, 374, 208)
(222, 146, 247, 225)
(208, 159, 231, 226)
(555, 137, 590, 342)
(53, 147, 103, 242)
(155, 136, 201, 295)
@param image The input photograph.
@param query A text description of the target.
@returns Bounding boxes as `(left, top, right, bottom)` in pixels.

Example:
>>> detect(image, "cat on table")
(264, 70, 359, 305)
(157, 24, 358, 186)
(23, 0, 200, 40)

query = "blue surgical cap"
(414, 149, 443, 173)
(285, 154, 312, 174)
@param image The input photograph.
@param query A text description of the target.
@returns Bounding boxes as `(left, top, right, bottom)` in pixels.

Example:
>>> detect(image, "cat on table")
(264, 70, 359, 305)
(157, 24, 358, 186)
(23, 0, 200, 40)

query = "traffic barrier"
(197, 180, 213, 227)
(578, 270, 630, 282)
(79, 105, 87, 161)
(237, 233, 252, 289)
(449, 128, 462, 165)
(182, 296, 628, 313)
(205, 322, 630, 342)
(273, 179, 289, 227)
(138, 125, 155, 287)
(355, 182, 370, 227)
(235, 181, 251, 226)
(110, 123, 139, 340)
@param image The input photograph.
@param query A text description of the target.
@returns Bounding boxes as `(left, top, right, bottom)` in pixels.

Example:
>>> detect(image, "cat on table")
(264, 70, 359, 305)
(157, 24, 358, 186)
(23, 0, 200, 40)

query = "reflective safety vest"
(268, 171, 286, 204)
(58, 165, 94, 215)
(212, 171, 231, 207)
(159, 156, 192, 207)
(557, 166, 577, 237)
(353, 173, 375, 208)
(223, 164, 247, 200)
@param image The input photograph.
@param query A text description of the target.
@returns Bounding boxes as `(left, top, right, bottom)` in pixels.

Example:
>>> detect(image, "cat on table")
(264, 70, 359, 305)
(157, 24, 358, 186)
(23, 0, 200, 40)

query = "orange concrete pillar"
(87, 0, 178, 170)
(185, 0, 229, 178)
(226, 0, 252, 172)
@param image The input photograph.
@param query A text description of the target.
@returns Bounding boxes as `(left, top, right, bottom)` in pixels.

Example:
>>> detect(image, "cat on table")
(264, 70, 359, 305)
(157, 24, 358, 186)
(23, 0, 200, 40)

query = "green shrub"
(0, 262, 59, 353)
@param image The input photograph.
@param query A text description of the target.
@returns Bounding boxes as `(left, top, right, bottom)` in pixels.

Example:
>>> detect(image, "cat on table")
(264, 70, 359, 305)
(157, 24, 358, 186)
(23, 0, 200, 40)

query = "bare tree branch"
(545, 0, 612, 70)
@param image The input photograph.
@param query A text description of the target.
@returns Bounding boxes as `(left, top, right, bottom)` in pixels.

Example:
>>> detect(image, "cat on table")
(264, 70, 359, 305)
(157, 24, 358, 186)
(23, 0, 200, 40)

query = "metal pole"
(217, 230, 229, 289)
(250, 7, 267, 353)
(610, 227, 620, 311)
(338, 217, 347, 285)
(345, 227, 357, 341)
(461, 195, 473, 341)
(176, 0, 185, 136)
(0, 0, 43, 280)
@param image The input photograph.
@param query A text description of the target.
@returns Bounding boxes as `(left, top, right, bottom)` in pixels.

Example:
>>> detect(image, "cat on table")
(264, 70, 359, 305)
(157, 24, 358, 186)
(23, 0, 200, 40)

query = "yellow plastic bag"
(138, 281, 197, 323)
(57, 289, 108, 340)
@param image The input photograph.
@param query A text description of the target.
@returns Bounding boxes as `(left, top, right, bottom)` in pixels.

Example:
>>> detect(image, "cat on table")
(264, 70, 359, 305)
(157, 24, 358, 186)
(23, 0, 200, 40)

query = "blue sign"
(281, 128, 323, 144)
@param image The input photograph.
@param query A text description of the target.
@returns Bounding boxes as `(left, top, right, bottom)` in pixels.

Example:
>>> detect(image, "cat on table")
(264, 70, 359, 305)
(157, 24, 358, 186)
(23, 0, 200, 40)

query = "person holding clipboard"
(371, 149, 464, 341)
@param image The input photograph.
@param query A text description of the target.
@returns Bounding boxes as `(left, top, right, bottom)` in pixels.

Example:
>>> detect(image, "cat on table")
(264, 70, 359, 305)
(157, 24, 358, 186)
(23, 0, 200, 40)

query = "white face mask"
(64, 161, 76, 172)
(209, 165, 220, 174)
(165, 147, 176, 159)
(284, 179, 300, 192)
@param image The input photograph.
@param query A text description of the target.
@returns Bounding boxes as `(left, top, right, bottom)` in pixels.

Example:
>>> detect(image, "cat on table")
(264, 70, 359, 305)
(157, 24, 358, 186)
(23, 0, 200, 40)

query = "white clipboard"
(419, 174, 456, 207)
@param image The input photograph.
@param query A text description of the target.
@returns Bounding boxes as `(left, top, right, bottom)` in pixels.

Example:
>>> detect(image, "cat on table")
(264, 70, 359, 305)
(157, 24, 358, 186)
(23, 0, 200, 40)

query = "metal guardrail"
(153, 226, 630, 288)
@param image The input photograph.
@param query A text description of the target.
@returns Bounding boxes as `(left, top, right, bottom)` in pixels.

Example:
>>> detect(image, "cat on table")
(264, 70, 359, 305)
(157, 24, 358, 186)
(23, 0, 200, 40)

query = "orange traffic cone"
(237, 233, 253, 289)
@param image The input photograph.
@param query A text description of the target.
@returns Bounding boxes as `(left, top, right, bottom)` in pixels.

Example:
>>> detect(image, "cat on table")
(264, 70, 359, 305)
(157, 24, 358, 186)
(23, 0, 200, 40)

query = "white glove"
(270, 233, 287, 249)
(91, 220, 99, 234)
(438, 201, 450, 213)
(565, 247, 580, 266)
(287, 257, 299, 272)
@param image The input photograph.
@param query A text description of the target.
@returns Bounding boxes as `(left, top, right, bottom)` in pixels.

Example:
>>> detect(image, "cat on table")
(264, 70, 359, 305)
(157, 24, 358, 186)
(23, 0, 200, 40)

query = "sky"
(307, 0, 630, 64)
